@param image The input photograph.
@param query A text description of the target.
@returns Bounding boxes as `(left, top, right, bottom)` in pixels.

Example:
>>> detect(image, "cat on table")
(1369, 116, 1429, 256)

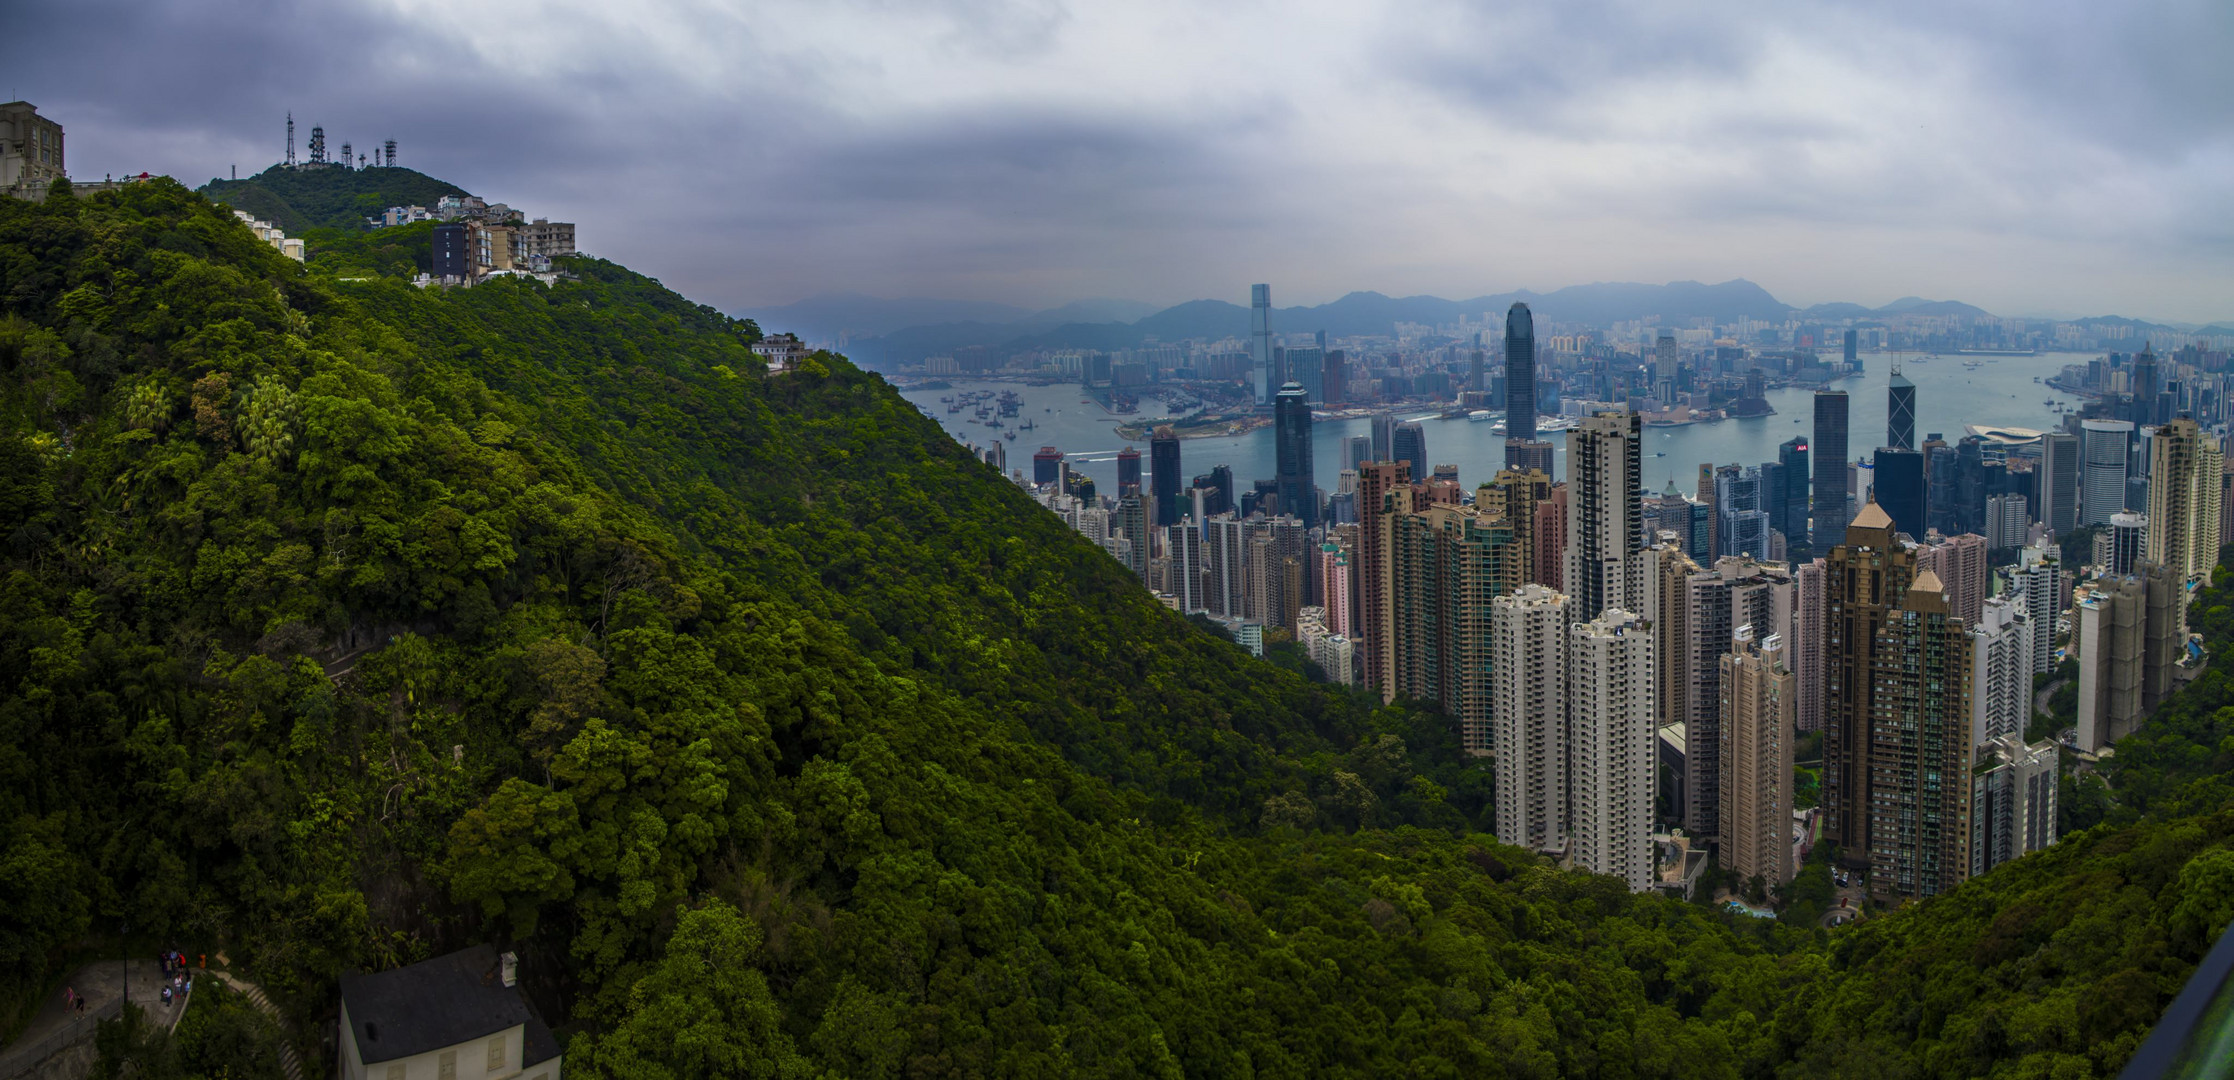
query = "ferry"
(1468, 410, 1496, 422)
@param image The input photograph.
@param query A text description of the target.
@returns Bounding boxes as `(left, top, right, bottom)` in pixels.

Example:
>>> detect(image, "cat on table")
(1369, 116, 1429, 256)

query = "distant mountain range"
(736, 282, 2227, 370)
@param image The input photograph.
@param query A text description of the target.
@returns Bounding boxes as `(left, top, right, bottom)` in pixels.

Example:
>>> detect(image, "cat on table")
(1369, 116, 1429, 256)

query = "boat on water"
(1468, 410, 1495, 422)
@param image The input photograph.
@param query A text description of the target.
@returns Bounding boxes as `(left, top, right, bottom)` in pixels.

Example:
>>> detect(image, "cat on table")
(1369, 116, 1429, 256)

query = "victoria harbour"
(903, 351, 2098, 497)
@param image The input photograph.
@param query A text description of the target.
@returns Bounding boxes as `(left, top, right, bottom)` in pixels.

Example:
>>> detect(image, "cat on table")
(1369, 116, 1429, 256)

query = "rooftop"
(340, 944, 552, 1065)
(1849, 501, 1893, 531)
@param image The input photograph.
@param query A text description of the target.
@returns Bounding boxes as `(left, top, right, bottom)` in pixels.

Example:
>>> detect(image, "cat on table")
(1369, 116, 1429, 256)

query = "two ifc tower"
(282, 113, 398, 171)
(1247, 283, 1539, 460)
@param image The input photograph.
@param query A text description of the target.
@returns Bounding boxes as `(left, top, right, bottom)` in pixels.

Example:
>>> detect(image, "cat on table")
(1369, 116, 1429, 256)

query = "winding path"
(206, 971, 304, 1080)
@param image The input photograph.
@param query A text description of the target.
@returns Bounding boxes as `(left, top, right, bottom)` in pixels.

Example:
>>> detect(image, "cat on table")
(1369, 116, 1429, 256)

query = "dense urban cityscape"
(937, 289, 2227, 905)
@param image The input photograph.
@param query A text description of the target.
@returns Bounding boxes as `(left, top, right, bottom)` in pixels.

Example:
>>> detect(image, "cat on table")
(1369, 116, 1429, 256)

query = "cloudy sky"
(17, 0, 2234, 322)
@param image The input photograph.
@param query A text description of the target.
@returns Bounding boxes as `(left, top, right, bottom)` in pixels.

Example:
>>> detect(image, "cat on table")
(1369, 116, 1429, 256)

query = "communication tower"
(383, 140, 396, 167)
(340, 142, 352, 170)
(285, 113, 295, 166)
(308, 125, 326, 165)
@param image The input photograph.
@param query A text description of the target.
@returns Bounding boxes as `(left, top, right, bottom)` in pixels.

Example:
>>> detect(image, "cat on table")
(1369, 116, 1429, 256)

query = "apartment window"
(488, 1034, 507, 1071)
(440, 1050, 458, 1080)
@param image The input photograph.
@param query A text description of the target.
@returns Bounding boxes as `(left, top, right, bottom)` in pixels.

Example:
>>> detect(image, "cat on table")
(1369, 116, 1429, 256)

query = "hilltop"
(4, 175, 2234, 1077)
(198, 164, 468, 233)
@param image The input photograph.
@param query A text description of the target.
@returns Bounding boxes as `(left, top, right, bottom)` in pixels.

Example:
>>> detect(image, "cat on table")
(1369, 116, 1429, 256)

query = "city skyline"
(10, 0, 2232, 323)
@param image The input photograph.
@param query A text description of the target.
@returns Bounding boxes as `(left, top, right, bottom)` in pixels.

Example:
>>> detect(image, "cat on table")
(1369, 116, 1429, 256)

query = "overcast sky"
(17, 0, 2233, 322)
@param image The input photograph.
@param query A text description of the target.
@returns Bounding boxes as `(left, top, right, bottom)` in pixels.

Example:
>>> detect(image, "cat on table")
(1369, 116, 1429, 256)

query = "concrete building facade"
(1719, 629, 1796, 887)
(2146, 417, 2223, 585)
(1566, 411, 1645, 620)
(1569, 608, 1659, 892)
(1493, 585, 1571, 854)
(1971, 734, 2059, 877)
(1866, 571, 1975, 900)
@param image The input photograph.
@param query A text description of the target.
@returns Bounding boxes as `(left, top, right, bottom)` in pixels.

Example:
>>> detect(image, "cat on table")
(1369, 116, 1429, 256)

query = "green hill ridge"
(198, 165, 469, 234)
(5, 176, 2234, 1077)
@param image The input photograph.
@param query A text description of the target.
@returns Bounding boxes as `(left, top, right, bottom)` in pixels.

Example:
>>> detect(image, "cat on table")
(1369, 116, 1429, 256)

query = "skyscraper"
(1971, 597, 2034, 747)
(1506, 439, 1554, 475)
(1357, 462, 1413, 700)
(1345, 434, 1373, 472)
(2080, 419, 2134, 527)
(1250, 284, 1274, 406)
(1116, 445, 1142, 495)
(1392, 422, 1429, 484)
(1918, 532, 1988, 625)
(1714, 466, 1771, 559)
(1778, 438, 1811, 553)
(1274, 382, 1317, 529)
(1468, 338, 1486, 394)
(1533, 485, 1568, 589)
(2131, 343, 2160, 426)
(2075, 561, 2181, 753)
(1370, 412, 1396, 464)
(2010, 545, 2065, 673)
(1568, 607, 1657, 892)
(1033, 446, 1064, 487)
(1720, 628, 1795, 887)
(1970, 734, 2058, 878)
(1872, 447, 1927, 541)
(1843, 329, 1859, 368)
(1492, 584, 1571, 854)
(1166, 523, 1205, 612)
(2105, 512, 2147, 576)
(2039, 431, 2081, 535)
(1683, 557, 1794, 839)
(1205, 514, 1249, 618)
(1794, 558, 1826, 732)
(1653, 332, 1678, 404)
(1566, 411, 1645, 619)
(1505, 303, 1537, 444)
(1646, 542, 1701, 732)
(2145, 416, 2224, 584)
(1285, 346, 1325, 403)
(1985, 493, 2030, 550)
(1391, 501, 1527, 755)
(1150, 426, 1181, 529)
(1825, 500, 1918, 861)
(1866, 570, 1975, 900)
(1886, 368, 1917, 451)
(1116, 493, 1150, 581)
(1811, 391, 1850, 549)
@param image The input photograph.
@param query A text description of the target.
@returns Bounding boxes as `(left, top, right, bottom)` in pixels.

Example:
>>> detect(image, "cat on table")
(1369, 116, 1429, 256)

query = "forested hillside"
(4, 175, 2233, 1078)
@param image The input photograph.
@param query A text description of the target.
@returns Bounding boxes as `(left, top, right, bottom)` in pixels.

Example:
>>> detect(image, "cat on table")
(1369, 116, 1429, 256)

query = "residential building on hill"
(1720, 628, 1795, 887)
(338, 945, 562, 1080)
(1, 101, 65, 196)
(1866, 569, 1975, 900)
(1971, 734, 2059, 876)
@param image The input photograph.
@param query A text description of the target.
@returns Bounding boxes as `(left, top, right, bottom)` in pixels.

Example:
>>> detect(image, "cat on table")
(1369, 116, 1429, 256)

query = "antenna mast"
(285, 113, 295, 166)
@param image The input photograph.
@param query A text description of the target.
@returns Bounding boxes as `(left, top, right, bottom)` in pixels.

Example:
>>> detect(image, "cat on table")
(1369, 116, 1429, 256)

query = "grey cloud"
(8, 0, 2229, 320)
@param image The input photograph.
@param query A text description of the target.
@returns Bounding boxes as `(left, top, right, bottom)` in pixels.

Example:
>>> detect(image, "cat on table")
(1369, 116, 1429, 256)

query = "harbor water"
(899, 352, 2098, 499)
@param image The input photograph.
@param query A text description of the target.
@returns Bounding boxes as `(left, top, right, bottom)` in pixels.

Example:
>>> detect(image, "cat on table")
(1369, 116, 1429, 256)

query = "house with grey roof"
(338, 945, 561, 1080)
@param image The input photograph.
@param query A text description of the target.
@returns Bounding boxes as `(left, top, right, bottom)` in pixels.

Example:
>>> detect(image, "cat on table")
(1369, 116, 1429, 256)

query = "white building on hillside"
(339, 945, 562, 1080)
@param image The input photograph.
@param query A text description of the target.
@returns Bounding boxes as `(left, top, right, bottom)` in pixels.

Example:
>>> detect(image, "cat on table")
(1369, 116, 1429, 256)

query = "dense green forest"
(6, 175, 2234, 1078)
(198, 165, 467, 234)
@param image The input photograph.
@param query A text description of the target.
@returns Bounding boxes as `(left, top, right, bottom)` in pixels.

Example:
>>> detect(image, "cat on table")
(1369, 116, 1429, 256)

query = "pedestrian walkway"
(206, 971, 303, 1080)
(0, 958, 178, 1079)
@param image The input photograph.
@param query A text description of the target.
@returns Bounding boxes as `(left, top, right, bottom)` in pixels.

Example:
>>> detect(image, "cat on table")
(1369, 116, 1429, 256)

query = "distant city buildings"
(904, 292, 2234, 908)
